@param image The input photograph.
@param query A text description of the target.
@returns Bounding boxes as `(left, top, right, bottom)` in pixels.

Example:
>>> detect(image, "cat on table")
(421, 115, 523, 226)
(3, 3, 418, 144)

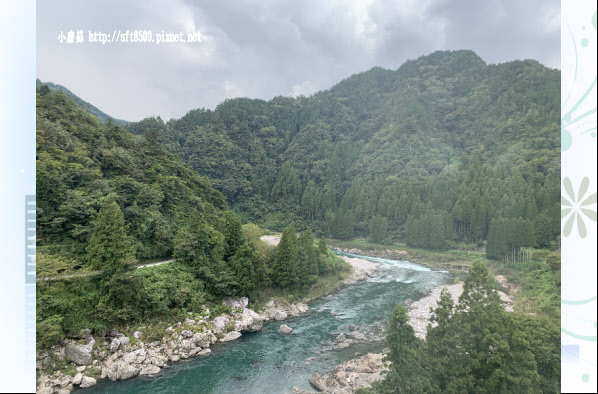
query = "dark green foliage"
(369, 215, 388, 244)
(97, 270, 147, 324)
(220, 211, 245, 260)
(373, 305, 437, 393)
(376, 261, 560, 393)
(174, 211, 225, 265)
(271, 227, 299, 288)
(124, 50, 559, 250)
(318, 236, 328, 255)
(297, 228, 319, 285)
(487, 217, 535, 261)
(36, 89, 227, 264)
(86, 195, 136, 272)
(230, 242, 259, 297)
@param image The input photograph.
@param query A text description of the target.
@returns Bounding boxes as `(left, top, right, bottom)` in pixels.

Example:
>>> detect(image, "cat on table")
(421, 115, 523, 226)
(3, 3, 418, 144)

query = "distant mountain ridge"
(36, 79, 129, 125)
(121, 50, 560, 249)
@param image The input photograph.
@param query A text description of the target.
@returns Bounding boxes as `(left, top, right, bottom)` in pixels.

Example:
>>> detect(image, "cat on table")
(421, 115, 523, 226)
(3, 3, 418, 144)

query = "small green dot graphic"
(581, 38, 589, 47)
(582, 373, 590, 383)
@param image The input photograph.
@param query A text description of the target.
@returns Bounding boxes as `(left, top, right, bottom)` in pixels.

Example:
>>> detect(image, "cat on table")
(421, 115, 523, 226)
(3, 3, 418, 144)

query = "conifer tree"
(369, 215, 388, 244)
(220, 210, 244, 261)
(376, 305, 437, 393)
(86, 195, 135, 272)
(230, 242, 259, 297)
(297, 228, 318, 285)
(271, 226, 299, 288)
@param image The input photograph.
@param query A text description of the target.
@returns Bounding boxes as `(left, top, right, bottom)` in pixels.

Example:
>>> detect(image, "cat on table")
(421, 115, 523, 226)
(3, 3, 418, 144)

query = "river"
(83, 252, 450, 393)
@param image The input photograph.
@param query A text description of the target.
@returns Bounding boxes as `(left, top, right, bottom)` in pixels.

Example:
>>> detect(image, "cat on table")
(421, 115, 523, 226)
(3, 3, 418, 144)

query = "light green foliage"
(36, 315, 64, 349)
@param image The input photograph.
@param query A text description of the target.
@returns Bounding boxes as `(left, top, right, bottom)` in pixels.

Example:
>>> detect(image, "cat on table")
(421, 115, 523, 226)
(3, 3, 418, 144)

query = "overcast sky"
(37, 0, 560, 121)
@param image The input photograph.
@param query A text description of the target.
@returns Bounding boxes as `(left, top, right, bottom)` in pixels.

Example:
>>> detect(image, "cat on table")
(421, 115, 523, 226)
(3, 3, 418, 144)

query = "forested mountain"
(36, 88, 345, 341)
(126, 50, 561, 258)
(36, 79, 128, 125)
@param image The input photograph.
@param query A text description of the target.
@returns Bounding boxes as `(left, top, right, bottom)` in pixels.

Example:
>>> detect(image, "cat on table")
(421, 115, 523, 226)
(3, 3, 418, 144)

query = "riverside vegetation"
(36, 49, 561, 393)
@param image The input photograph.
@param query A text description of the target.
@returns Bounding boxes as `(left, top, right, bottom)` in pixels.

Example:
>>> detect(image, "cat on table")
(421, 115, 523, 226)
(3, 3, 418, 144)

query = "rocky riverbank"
(35, 253, 380, 394)
(36, 297, 310, 394)
(406, 282, 463, 339)
(300, 353, 389, 394)
(302, 277, 517, 393)
(339, 255, 380, 284)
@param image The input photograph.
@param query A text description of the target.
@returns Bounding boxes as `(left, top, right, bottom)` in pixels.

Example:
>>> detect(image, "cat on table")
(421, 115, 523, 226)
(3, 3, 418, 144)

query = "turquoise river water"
(83, 252, 450, 393)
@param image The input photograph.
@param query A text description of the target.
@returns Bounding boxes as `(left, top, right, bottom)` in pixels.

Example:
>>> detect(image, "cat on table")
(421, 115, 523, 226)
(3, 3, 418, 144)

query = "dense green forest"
(360, 261, 560, 394)
(36, 49, 560, 392)
(36, 88, 345, 346)
(125, 50, 561, 259)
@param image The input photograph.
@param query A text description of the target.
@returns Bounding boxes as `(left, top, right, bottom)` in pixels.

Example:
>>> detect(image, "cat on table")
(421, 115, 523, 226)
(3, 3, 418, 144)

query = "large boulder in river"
(219, 331, 242, 342)
(273, 310, 288, 321)
(65, 342, 92, 365)
(139, 365, 161, 376)
(279, 325, 293, 335)
(105, 360, 141, 381)
(223, 297, 249, 310)
(79, 376, 97, 388)
(239, 308, 263, 332)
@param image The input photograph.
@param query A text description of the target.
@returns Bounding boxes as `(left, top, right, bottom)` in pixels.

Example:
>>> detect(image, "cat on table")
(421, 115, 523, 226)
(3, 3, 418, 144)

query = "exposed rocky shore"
(301, 277, 516, 393)
(339, 255, 380, 284)
(36, 247, 381, 393)
(296, 353, 389, 394)
(36, 297, 309, 393)
(406, 282, 463, 339)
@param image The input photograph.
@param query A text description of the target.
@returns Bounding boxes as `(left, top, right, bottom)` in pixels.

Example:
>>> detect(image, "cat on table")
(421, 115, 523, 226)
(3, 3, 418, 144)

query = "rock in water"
(72, 372, 83, 385)
(239, 308, 264, 332)
(273, 310, 288, 321)
(79, 376, 96, 388)
(279, 324, 293, 335)
(139, 365, 161, 376)
(106, 360, 142, 381)
(219, 331, 242, 342)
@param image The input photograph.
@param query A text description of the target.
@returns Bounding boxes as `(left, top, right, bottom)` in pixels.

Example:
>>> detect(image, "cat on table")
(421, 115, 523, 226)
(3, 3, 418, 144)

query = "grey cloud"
(36, 0, 560, 121)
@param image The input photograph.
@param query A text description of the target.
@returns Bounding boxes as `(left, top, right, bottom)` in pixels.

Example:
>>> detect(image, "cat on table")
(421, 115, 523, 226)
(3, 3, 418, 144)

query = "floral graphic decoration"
(562, 177, 597, 238)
